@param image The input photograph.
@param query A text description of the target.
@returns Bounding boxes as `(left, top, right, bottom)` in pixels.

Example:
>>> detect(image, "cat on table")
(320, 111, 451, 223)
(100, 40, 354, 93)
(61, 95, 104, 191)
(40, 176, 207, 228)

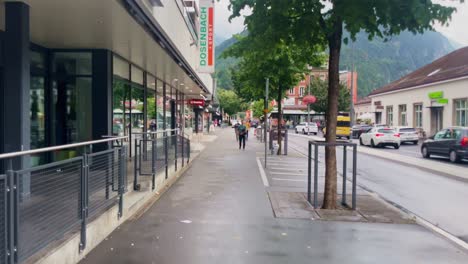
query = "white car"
(394, 127, 419, 145)
(359, 127, 401, 149)
(295, 122, 318, 135)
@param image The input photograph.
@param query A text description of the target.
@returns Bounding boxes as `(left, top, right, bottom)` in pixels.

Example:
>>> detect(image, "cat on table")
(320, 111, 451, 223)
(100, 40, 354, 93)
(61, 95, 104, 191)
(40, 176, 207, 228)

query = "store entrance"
(430, 107, 443, 136)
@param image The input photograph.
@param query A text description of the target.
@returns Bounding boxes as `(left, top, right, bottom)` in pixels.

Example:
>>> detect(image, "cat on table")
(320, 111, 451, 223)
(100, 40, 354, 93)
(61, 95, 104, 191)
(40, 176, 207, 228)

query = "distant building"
(353, 97, 373, 123)
(339, 70, 358, 104)
(368, 46, 468, 135)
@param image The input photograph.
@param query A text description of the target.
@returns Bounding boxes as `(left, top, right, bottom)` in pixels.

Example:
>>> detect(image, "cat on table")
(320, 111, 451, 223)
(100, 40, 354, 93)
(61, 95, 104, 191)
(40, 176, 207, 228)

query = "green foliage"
(216, 30, 455, 98)
(252, 99, 272, 118)
(217, 88, 247, 116)
(307, 78, 350, 114)
(228, 0, 458, 208)
(340, 30, 454, 97)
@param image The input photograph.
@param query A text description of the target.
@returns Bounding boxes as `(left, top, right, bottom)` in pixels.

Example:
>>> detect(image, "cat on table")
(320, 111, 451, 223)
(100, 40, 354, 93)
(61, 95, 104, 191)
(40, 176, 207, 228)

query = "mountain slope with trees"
(216, 30, 456, 97)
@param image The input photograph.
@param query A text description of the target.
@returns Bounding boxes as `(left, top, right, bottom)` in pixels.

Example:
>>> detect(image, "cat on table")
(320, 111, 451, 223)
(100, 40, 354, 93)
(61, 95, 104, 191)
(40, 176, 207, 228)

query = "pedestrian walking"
(238, 120, 247, 149)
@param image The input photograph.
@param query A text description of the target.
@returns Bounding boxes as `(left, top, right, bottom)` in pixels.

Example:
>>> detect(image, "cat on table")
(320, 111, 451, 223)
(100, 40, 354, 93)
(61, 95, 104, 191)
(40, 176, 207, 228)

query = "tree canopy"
(307, 78, 350, 114)
(217, 88, 248, 116)
(228, 0, 458, 209)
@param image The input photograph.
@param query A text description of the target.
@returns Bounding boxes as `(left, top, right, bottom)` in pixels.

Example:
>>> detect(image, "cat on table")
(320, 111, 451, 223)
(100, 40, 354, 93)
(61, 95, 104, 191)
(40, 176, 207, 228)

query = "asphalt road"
(350, 138, 468, 167)
(286, 133, 468, 242)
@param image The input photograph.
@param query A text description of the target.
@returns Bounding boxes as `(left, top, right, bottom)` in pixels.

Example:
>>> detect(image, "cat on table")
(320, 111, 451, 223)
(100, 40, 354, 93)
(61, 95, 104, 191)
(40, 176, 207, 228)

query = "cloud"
(213, 0, 468, 46)
(434, 0, 468, 45)
(214, 0, 248, 40)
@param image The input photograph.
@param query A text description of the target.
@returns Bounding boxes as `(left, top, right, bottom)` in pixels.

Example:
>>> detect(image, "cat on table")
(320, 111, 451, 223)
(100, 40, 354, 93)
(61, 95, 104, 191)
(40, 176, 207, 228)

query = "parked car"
(359, 127, 401, 149)
(421, 127, 468, 163)
(394, 127, 419, 144)
(352, 125, 372, 139)
(295, 122, 318, 135)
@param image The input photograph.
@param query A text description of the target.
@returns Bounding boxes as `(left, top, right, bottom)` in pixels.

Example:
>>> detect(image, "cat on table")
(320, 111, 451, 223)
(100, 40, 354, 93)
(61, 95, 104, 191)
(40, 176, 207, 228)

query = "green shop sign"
(428, 91, 443, 99)
(437, 98, 448, 104)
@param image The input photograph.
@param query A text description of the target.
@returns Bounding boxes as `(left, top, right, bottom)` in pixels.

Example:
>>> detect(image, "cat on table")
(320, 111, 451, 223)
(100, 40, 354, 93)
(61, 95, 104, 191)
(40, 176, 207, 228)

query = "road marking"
(271, 172, 307, 176)
(270, 167, 307, 170)
(272, 178, 307, 182)
(256, 157, 269, 187)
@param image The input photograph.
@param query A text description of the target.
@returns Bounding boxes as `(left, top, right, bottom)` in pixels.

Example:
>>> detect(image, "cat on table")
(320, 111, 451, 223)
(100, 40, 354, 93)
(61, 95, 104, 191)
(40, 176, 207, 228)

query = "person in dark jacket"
(238, 120, 247, 150)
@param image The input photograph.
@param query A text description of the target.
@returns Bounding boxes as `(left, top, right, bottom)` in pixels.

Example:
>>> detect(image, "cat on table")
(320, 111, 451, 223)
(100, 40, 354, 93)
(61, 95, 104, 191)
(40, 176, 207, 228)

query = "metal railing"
(0, 136, 127, 264)
(132, 129, 190, 191)
(307, 140, 358, 209)
(256, 127, 264, 142)
(269, 129, 288, 155)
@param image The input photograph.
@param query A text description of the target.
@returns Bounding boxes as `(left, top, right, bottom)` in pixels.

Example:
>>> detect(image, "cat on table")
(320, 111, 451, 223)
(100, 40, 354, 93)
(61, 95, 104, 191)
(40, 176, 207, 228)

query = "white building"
(368, 46, 468, 135)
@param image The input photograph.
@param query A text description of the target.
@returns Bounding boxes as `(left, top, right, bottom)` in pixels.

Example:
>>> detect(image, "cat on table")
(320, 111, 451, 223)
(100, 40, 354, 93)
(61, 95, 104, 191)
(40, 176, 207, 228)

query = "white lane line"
(272, 178, 307, 182)
(270, 167, 307, 170)
(266, 162, 307, 166)
(271, 172, 307, 176)
(256, 157, 269, 187)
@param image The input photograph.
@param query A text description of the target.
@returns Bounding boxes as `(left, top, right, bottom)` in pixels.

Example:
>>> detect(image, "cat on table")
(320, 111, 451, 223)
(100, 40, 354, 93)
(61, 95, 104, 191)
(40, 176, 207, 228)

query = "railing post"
(151, 138, 156, 190)
(80, 152, 89, 252)
(6, 159, 18, 264)
(181, 134, 185, 168)
(133, 139, 140, 191)
(352, 145, 357, 210)
(118, 146, 126, 218)
(307, 142, 312, 204)
(164, 131, 168, 179)
(342, 145, 347, 206)
(174, 131, 178, 172)
(313, 144, 319, 209)
(284, 129, 288, 156)
(187, 139, 190, 164)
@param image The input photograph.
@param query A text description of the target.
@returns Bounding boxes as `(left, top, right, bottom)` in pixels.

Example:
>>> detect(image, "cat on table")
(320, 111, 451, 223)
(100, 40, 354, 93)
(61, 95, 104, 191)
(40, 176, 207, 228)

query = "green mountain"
(215, 30, 457, 98)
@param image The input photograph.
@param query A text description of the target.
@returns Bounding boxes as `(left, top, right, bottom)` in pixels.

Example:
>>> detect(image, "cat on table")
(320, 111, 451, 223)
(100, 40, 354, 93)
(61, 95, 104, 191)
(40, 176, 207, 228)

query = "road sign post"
(264, 78, 269, 168)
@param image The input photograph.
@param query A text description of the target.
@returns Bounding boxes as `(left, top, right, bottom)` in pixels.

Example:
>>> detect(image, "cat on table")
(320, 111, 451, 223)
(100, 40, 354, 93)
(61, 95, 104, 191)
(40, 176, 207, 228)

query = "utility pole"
(307, 74, 311, 133)
(350, 42, 355, 126)
(264, 78, 269, 168)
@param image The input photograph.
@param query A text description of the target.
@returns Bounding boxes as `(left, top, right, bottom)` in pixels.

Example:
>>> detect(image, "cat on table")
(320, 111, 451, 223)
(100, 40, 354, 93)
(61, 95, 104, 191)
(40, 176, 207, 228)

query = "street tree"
(224, 30, 324, 154)
(307, 78, 350, 114)
(229, 0, 457, 209)
(252, 99, 273, 119)
(217, 88, 248, 116)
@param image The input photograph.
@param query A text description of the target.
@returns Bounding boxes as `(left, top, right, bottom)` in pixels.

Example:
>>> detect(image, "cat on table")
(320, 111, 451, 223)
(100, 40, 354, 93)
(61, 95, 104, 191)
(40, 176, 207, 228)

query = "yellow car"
(322, 115, 351, 139)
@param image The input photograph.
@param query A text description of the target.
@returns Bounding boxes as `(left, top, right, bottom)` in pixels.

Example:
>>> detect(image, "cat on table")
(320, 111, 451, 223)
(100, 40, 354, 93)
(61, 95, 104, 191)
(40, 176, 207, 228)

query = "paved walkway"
(81, 129, 467, 264)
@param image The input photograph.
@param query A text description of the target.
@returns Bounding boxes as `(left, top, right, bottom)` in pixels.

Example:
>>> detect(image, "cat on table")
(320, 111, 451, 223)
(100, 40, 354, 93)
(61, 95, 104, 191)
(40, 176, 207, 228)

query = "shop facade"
(0, 0, 213, 166)
(368, 47, 468, 136)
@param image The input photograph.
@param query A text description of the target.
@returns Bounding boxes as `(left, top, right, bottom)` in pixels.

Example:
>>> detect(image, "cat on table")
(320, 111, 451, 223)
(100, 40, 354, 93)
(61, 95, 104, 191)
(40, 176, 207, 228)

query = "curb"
(287, 134, 468, 252)
(362, 185, 468, 252)
(289, 133, 468, 181)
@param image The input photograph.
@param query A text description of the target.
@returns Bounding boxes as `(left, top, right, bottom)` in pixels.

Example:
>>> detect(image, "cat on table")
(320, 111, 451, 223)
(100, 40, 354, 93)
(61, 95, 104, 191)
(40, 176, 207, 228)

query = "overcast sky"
(214, 0, 468, 46)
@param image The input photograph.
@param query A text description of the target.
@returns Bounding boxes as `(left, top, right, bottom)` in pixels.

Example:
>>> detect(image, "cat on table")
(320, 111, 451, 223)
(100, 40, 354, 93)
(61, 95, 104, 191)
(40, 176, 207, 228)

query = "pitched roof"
(369, 46, 468, 96)
(354, 97, 371, 105)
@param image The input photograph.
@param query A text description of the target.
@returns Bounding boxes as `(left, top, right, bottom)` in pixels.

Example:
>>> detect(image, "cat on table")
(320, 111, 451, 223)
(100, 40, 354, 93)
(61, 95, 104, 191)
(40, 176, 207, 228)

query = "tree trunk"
(277, 87, 282, 155)
(322, 17, 343, 209)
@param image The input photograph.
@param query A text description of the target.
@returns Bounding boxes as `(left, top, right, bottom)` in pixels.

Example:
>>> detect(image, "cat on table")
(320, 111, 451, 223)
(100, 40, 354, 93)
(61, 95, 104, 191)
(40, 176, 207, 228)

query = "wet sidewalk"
(80, 129, 467, 264)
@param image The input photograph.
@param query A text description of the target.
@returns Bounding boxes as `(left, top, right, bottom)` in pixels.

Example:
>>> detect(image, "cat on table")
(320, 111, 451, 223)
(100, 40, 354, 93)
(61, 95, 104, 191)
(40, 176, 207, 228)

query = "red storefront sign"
(188, 99, 205, 107)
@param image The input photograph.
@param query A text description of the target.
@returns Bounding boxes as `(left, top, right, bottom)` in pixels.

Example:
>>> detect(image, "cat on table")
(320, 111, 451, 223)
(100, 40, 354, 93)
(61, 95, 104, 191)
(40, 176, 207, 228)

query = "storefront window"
(52, 52, 92, 75)
(165, 85, 173, 130)
(147, 75, 157, 131)
(112, 78, 131, 137)
(156, 80, 164, 130)
(131, 85, 145, 133)
(51, 52, 93, 161)
(454, 99, 468, 127)
(30, 76, 46, 165)
(113, 55, 129, 79)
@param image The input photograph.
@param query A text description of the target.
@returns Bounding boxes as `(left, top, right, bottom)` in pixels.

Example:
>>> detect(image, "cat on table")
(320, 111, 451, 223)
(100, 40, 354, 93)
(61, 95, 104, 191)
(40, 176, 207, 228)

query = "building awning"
(0, 0, 209, 98)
